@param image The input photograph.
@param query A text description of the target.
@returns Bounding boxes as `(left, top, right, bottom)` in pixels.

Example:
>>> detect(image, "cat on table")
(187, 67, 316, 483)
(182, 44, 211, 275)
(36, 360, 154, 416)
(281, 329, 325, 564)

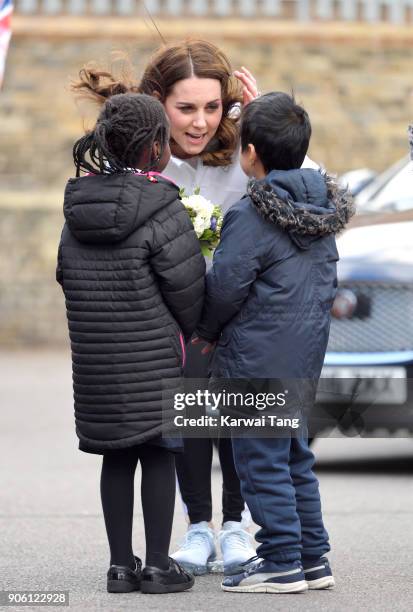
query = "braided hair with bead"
(73, 93, 169, 176)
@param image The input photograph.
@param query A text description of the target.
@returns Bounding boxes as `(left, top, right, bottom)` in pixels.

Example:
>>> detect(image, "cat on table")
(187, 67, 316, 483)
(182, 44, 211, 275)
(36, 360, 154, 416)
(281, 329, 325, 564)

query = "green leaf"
(212, 205, 223, 219)
(200, 242, 213, 258)
(201, 229, 214, 240)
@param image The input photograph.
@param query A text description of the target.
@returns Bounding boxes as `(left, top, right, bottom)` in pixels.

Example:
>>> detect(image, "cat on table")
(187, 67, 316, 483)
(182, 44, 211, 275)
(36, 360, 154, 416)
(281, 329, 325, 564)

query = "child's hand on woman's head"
(233, 66, 260, 107)
(192, 336, 217, 355)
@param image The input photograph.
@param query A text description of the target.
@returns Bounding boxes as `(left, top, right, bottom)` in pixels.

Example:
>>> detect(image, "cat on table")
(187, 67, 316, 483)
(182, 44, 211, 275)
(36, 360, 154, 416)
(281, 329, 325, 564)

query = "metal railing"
(14, 0, 413, 24)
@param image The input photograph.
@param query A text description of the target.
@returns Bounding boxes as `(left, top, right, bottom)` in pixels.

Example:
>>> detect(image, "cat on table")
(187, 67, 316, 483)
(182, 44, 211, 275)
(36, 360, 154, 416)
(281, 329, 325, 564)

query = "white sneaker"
(219, 521, 257, 575)
(171, 522, 217, 575)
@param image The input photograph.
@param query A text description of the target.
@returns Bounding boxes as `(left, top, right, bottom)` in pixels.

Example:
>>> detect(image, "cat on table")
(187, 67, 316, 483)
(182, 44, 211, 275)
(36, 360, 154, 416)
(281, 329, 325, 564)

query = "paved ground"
(1, 350, 413, 611)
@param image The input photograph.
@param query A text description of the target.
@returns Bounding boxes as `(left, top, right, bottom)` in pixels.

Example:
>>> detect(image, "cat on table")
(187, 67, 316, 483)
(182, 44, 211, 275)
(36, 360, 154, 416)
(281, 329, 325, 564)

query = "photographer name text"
(174, 415, 300, 429)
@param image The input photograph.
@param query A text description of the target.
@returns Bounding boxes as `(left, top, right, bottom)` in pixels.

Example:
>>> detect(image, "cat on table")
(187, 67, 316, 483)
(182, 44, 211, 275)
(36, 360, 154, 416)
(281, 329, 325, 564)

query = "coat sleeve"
(56, 227, 65, 288)
(150, 201, 206, 340)
(56, 245, 63, 287)
(196, 203, 263, 342)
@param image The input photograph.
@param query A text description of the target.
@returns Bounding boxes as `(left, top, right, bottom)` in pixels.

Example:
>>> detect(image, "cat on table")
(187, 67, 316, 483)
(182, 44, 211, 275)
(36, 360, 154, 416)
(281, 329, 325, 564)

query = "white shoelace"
(219, 528, 253, 550)
(179, 529, 212, 551)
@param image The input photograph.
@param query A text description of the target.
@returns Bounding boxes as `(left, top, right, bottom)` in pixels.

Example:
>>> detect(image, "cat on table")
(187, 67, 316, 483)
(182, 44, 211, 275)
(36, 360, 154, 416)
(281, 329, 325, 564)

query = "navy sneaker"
(221, 558, 308, 593)
(303, 557, 335, 589)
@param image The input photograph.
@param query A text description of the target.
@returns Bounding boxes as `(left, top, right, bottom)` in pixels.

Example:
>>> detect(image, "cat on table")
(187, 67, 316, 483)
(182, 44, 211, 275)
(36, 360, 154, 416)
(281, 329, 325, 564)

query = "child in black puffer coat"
(56, 93, 205, 594)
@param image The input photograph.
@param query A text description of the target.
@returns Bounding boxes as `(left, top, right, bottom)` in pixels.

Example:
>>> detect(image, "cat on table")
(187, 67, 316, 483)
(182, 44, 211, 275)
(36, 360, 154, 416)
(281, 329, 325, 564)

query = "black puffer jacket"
(57, 172, 205, 453)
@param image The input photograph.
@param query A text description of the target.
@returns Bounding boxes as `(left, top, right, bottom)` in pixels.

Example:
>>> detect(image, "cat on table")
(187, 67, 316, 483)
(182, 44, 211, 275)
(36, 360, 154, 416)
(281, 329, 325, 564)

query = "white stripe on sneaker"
(304, 564, 326, 573)
(241, 567, 303, 585)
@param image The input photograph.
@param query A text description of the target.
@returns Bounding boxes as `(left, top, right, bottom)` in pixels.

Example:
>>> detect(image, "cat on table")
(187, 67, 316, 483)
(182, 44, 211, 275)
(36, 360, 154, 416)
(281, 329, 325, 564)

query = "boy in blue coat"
(196, 92, 354, 593)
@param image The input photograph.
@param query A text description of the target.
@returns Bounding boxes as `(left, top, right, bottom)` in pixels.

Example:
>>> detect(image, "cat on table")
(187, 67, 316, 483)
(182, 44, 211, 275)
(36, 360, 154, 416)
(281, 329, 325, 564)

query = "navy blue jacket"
(196, 168, 354, 380)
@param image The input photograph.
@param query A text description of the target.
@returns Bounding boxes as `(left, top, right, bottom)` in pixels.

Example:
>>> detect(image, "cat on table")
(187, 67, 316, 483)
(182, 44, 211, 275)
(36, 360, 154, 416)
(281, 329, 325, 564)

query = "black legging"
(176, 340, 245, 525)
(100, 444, 175, 570)
(175, 436, 245, 524)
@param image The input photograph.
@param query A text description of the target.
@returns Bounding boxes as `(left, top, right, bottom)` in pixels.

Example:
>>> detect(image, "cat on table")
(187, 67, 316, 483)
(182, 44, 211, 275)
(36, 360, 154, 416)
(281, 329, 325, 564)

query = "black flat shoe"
(141, 557, 194, 594)
(107, 556, 142, 593)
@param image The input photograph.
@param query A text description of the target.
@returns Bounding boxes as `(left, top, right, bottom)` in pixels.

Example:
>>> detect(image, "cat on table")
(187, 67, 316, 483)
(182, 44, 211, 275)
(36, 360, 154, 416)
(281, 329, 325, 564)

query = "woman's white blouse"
(164, 153, 248, 214)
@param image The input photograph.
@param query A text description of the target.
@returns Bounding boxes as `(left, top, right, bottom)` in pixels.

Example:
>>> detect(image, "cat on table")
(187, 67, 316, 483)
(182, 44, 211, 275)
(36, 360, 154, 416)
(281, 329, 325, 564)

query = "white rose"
(184, 194, 214, 220)
(193, 216, 207, 238)
(183, 194, 214, 238)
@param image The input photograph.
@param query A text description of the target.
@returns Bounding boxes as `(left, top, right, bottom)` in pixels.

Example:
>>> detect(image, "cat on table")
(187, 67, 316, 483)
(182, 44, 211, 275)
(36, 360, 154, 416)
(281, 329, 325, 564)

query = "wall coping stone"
(12, 16, 413, 45)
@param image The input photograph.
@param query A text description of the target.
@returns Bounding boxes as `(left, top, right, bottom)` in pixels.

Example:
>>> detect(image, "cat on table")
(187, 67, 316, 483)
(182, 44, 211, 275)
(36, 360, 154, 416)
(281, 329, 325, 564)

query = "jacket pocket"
(179, 332, 186, 368)
(168, 325, 186, 368)
(218, 325, 237, 347)
(212, 327, 240, 378)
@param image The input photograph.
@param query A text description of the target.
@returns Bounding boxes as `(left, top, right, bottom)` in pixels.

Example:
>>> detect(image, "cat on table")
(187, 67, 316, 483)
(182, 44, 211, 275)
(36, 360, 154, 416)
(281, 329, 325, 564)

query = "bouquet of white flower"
(180, 187, 223, 257)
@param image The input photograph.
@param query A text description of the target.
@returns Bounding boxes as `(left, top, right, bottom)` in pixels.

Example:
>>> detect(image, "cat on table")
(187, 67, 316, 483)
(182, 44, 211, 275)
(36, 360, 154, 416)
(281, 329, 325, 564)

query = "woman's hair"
(241, 92, 312, 172)
(72, 40, 243, 167)
(72, 93, 169, 176)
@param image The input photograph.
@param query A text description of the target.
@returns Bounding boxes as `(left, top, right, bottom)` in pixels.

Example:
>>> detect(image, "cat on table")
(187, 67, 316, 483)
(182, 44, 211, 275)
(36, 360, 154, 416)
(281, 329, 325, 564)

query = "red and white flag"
(0, 0, 13, 87)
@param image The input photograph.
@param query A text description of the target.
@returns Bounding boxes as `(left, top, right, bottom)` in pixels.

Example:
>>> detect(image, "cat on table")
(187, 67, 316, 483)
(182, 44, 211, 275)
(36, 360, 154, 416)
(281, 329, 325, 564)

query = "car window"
(358, 158, 413, 213)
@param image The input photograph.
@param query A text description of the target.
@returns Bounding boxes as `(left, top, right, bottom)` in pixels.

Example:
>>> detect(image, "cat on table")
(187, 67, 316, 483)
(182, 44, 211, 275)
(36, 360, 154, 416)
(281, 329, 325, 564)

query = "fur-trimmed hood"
(247, 168, 355, 249)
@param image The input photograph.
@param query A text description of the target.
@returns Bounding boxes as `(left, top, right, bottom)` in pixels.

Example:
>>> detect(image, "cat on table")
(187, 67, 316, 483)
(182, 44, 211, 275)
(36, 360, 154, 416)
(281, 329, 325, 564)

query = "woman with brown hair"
(73, 38, 260, 577)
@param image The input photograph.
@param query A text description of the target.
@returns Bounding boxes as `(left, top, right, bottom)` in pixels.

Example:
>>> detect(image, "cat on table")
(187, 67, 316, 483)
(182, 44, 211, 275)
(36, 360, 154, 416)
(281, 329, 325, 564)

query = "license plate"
(317, 366, 407, 404)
